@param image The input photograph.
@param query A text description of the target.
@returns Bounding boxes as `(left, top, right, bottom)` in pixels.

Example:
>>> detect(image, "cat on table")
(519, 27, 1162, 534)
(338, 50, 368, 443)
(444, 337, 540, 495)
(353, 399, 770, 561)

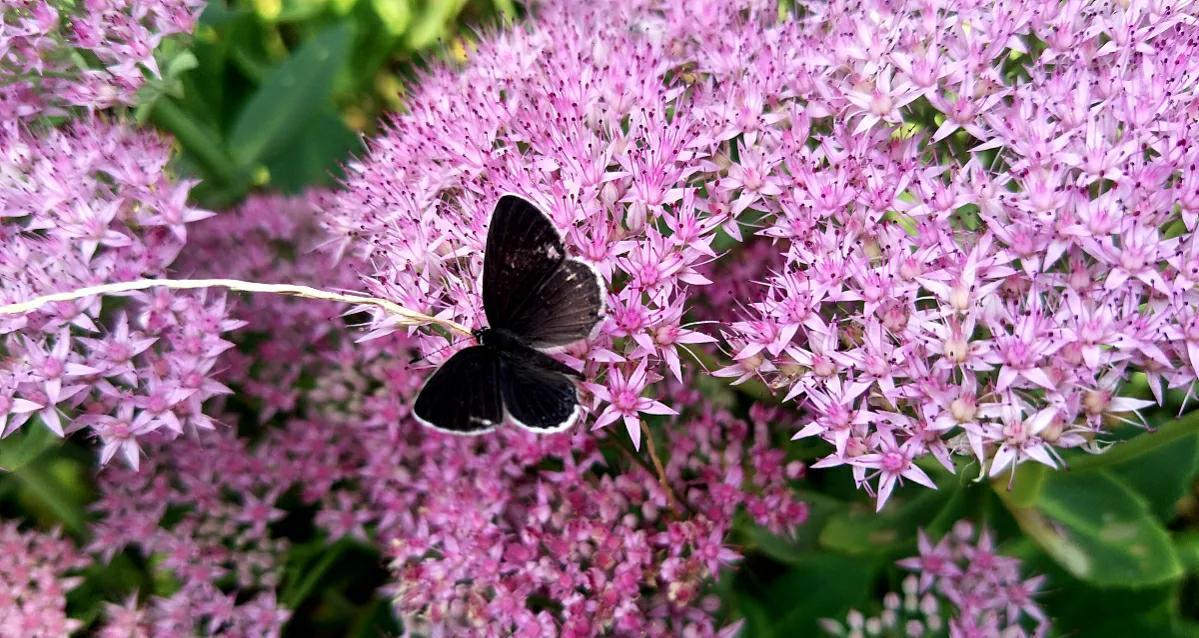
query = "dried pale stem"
(0, 278, 473, 337)
(641, 421, 680, 512)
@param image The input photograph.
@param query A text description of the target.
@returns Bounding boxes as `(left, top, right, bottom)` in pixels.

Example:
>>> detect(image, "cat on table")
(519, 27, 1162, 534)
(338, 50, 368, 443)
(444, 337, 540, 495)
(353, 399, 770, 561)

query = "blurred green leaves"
(725, 409, 1199, 636)
(0, 422, 89, 536)
(228, 23, 351, 170)
(147, 0, 513, 207)
(1009, 471, 1182, 587)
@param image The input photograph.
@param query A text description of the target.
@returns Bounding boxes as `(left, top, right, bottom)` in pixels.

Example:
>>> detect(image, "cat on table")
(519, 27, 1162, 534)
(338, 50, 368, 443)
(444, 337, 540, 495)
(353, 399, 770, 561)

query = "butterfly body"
(412, 195, 604, 435)
(474, 327, 583, 379)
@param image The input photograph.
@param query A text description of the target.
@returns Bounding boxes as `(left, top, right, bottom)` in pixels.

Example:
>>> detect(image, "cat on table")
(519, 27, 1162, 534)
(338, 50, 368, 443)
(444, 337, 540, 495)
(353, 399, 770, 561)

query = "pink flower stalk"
(823, 521, 1048, 638)
(0, 119, 233, 468)
(0, 522, 89, 638)
(1, 0, 204, 117)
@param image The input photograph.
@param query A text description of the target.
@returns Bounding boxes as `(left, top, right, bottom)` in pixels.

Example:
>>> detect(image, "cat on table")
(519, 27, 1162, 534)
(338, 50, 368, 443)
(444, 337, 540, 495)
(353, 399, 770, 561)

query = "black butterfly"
(412, 194, 605, 434)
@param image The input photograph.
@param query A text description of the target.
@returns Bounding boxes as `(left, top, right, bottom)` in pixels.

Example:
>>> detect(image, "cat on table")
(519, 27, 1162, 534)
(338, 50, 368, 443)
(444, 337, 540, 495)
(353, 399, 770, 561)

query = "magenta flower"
(851, 429, 937, 511)
(589, 360, 677, 449)
(822, 521, 1049, 637)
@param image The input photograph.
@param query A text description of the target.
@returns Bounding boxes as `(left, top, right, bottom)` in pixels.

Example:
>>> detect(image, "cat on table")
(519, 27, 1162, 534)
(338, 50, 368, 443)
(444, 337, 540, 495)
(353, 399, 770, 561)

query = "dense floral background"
(1, 0, 1198, 636)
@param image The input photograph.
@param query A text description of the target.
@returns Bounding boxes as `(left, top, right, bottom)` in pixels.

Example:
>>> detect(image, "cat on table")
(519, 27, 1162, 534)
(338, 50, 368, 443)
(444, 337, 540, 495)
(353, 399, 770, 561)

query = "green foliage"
(1014, 471, 1182, 587)
(227, 22, 351, 172)
(0, 420, 60, 472)
(149, 0, 515, 206)
(723, 409, 1199, 636)
(725, 553, 877, 637)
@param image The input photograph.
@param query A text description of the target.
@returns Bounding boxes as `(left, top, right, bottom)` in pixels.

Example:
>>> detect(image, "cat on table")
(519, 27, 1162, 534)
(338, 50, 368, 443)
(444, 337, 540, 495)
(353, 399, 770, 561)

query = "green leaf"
(11, 457, 88, 535)
(165, 49, 201, 78)
(819, 487, 953, 556)
(277, 0, 330, 22)
(403, 0, 466, 49)
(727, 554, 876, 638)
(1008, 470, 1182, 587)
(1001, 461, 1047, 508)
(1069, 409, 1199, 472)
(1106, 429, 1199, 521)
(0, 422, 60, 472)
(1175, 532, 1199, 573)
(262, 109, 362, 192)
(372, 0, 412, 35)
(1033, 556, 1191, 638)
(151, 98, 241, 188)
(228, 22, 352, 170)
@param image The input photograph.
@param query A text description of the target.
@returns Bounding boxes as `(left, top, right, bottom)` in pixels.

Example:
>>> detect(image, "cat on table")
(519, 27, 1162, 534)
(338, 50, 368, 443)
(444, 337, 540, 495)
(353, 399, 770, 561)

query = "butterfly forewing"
(483, 195, 567, 332)
(483, 195, 604, 348)
(412, 346, 504, 434)
(518, 259, 605, 348)
(501, 359, 580, 432)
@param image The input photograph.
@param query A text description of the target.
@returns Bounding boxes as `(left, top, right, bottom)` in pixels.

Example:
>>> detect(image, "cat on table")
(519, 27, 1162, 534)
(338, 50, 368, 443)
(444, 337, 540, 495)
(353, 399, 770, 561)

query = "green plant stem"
(283, 539, 352, 608)
(150, 98, 241, 188)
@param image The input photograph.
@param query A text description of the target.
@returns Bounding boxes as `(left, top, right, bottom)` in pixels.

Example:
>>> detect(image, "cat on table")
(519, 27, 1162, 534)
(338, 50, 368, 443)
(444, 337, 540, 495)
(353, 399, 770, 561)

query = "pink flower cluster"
(822, 522, 1048, 638)
(0, 119, 233, 469)
(91, 429, 292, 638)
(83, 193, 807, 636)
(898, 522, 1047, 637)
(319, 0, 768, 449)
(1, 0, 203, 117)
(379, 396, 805, 638)
(86, 196, 333, 631)
(322, 0, 1199, 508)
(695, 0, 1198, 507)
(0, 522, 89, 637)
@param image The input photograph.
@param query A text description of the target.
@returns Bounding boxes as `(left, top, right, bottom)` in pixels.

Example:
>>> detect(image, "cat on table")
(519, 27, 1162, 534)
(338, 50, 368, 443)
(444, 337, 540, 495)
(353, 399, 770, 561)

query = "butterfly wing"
(412, 346, 504, 434)
(500, 356, 581, 433)
(483, 195, 604, 349)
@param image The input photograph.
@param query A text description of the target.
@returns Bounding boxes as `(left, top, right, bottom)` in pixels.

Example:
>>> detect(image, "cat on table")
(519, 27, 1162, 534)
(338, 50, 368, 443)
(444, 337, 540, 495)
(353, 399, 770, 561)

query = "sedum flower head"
(323, 0, 1199, 508)
(824, 521, 1048, 638)
(1, 0, 204, 117)
(0, 119, 233, 468)
(0, 522, 89, 638)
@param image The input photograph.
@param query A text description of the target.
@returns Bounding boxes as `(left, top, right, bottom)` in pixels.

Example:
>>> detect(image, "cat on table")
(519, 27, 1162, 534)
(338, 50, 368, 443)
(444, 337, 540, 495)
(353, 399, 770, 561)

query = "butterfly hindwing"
(500, 356, 580, 433)
(482, 195, 604, 348)
(412, 346, 504, 434)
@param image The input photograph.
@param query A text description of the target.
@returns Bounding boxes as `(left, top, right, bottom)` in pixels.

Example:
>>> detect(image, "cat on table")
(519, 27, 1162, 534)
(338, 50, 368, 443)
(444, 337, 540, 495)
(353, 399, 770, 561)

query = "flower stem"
(0, 278, 474, 337)
(641, 421, 681, 512)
